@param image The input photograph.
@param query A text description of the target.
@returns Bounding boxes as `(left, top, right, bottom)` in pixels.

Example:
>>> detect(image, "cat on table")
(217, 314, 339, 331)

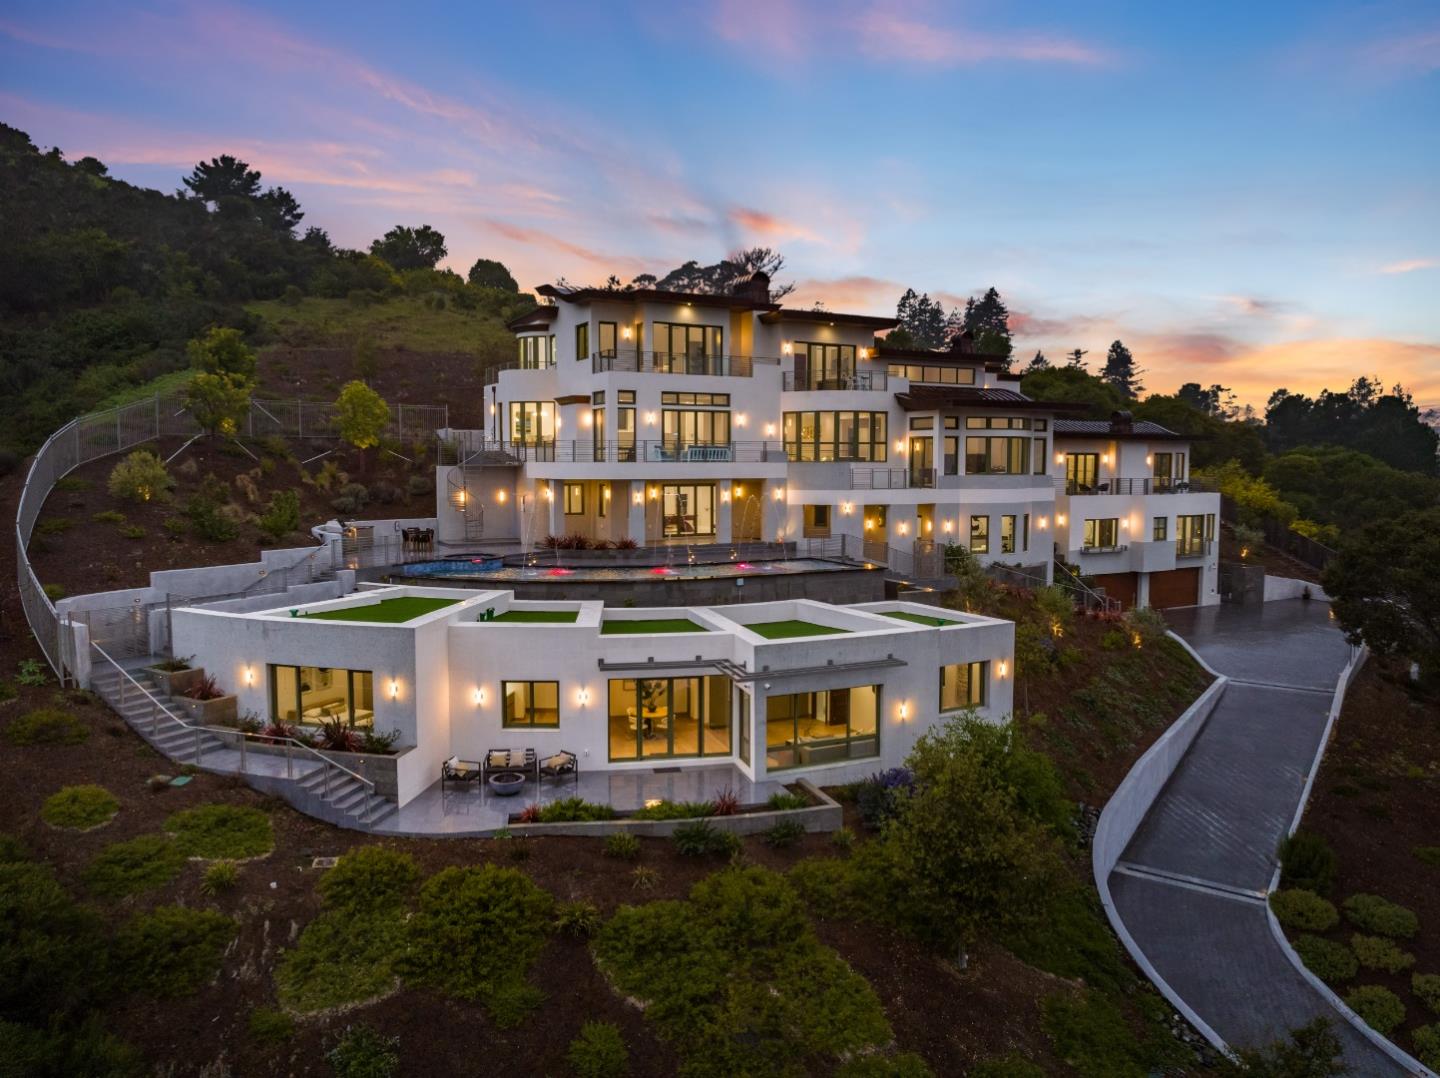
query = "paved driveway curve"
(1113, 600, 1404, 1074)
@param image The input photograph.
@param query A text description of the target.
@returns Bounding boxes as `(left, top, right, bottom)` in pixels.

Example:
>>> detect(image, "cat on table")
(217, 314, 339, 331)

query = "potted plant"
(142, 655, 208, 699)
(174, 673, 239, 727)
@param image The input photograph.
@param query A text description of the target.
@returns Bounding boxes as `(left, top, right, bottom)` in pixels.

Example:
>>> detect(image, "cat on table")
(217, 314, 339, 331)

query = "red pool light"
(547, 568, 574, 576)
(650, 566, 678, 575)
(735, 563, 753, 570)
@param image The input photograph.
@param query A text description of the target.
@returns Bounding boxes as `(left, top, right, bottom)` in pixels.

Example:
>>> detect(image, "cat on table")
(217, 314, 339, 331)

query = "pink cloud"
(1378, 258, 1437, 275)
(852, 5, 1114, 67)
(788, 275, 900, 311)
(728, 207, 821, 244)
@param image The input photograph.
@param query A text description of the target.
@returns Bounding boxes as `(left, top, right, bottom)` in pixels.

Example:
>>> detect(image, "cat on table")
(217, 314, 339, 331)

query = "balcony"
(1079, 543, 1129, 555)
(1176, 539, 1212, 559)
(849, 466, 936, 489)
(1056, 476, 1212, 496)
(591, 351, 757, 377)
(445, 439, 786, 465)
(782, 370, 888, 392)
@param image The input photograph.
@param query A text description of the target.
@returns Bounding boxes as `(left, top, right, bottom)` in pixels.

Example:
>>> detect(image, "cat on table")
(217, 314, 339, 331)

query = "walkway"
(1113, 600, 1403, 1073)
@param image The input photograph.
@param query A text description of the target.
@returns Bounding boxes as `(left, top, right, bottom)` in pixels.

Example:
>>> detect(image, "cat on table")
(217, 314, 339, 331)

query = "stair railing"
(91, 643, 383, 823)
(1052, 559, 1122, 615)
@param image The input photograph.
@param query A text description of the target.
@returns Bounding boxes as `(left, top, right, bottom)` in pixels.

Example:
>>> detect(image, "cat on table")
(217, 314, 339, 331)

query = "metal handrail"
(91, 642, 380, 817)
(1053, 558, 1122, 615)
(1054, 476, 1215, 496)
(591, 351, 759, 377)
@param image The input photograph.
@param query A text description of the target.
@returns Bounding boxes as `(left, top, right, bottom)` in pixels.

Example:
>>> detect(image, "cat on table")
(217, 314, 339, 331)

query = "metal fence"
(16, 393, 447, 680)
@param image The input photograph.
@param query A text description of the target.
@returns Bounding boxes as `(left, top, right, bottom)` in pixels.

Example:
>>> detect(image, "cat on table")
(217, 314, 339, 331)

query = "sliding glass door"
(607, 676, 731, 761)
(661, 483, 715, 538)
(765, 684, 879, 769)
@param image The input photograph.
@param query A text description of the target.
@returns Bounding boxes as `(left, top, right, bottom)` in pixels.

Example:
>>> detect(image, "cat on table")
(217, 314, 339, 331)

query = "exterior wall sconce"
(602, 486, 611, 500)
(632, 491, 644, 506)
(389, 679, 401, 700)
(645, 411, 657, 424)
(735, 484, 746, 498)
(489, 403, 496, 415)
(942, 520, 953, 533)
(544, 486, 554, 501)
(840, 501, 854, 515)
(496, 490, 507, 503)
(649, 486, 659, 500)
(555, 416, 563, 431)
(782, 341, 793, 355)
(1120, 519, 1129, 530)
(1145, 454, 1153, 466)
(897, 521, 909, 536)
(1038, 516, 1049, 529)
(764, 423, 777, 437)
(1055, 451, 1065, 464)
(895, 440, 906, 454)
(924, 519, 932, 534)
(864, 517, 874, 530)
(243, 667, 255, 686)
(580, 413, 592, 428)
(577, 688, 591, 706)
(997, 661, 1009, 678)
(1101, 453, 1112, 465)
(735, 413, 748, 427)
(898, 701, 909, 720)
(473, 687, 485, 705)
(621, 326, 633, 340)
(720, 486, 731, 503)
(1056, 513, 1067, 526)
(771, 486, 784, 501)
(858, 347, 869, 360)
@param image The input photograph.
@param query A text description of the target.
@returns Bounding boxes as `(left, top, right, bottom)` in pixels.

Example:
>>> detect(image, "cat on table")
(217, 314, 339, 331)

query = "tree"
(623, 248, 795, 300)
(182, 155, 261, 204)
(1064, 348, 1088, 370)
(1019, 366, 1126, 418)
(881, 714, 1067, 964)
(300, 226, 334, 254)
(1324, 506, 1440, 685)
(257, 187, 304, 234)
(1024, 350, 1050, 373)
(186, 327, 256, 381)
(893, 289, 947, 349)
(370, 225, 447, 271)
(1100, 340, 1143, 398)
(963, 287, 1013, 365)
(1133, 393, 1267, 472)
(1263, 445, 1440, 533)
(1265, 377, 1438, 475)
(1177, 382, 1234, 418)
(467, 258, 518, 291)
(335, 380, 390, 456)
(186, 372, 252, 436)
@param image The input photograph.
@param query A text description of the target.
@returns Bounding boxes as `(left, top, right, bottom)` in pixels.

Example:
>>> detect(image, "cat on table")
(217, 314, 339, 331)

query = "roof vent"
(731, 270, 771, 304)
(1109, 410, 1134, 434)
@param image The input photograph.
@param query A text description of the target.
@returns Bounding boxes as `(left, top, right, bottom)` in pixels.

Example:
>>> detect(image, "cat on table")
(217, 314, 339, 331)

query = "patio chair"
(539, 750, 579, 787)
(483, 747, 538, 782)
(442, 755, 480, 788)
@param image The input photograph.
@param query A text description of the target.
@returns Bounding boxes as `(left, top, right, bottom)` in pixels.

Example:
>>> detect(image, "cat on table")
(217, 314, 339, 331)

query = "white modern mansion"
(435, 272, 1221, 610)
(170, 586, 1014, 808)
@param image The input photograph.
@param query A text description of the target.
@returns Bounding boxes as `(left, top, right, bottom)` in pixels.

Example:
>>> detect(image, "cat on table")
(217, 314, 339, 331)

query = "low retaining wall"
(1263, 575, 1330, 604)
(205, 734, 407, 801)
(1092, 635, 1229, 1050)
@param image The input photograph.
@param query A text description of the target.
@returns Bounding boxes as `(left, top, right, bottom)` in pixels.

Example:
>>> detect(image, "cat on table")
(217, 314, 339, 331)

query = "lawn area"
(745, 620, 849, 640)
(882, 611, 958, 627)
(303, 597, 459, 623)
(600, 618, 705, 635)
(488, 609, 579, 624)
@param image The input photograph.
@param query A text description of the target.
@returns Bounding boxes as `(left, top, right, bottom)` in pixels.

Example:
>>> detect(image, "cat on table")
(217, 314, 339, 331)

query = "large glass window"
(939, 661, 988, 711)
(516, 335, 553, 369)
(662, 409, 730, 448)
(575, 323, 589, 362)
(765, 685, 879, 770)
(563, 482, 584, 515)
(502, 681, 559, 728)
(970, 515, 990, 554)
(1177, 514, 1206, 556)
(965, 436, 1029, 474)
(1152, 451, 1186, 489)
(795, 342, 857, 389)
(654, 323, 723, 373)
(1153, 516, 1168, 541)
(661, 483, 715, 537)
(270, 666, 374, 728)
(738, 690, 751, 767)
(509, 401, 554, 445)
(608, 676, 731, 761)
(783, 411, 887, 461)
(598, 322, 618, 359)
(1000, 514, 1016, 554)
(1065, 452, 1100, 492)
(1084, 518, 1120, 550)
(887, 363, 977, 385)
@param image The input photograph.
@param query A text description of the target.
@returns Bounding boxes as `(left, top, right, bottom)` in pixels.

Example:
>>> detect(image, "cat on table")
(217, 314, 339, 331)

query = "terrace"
(297, 596, 459, 623)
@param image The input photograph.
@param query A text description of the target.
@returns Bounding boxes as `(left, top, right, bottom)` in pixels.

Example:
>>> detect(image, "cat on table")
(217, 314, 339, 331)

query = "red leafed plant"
(316, 718, 363, 753)
(711, 787, 740, 816)
(517, 803, 542, 823)
(185, 674, 226, 701)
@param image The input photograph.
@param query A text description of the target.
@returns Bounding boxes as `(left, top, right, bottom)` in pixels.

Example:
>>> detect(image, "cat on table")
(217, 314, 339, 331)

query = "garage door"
(1149, 567, 1200, 609)
(1090, 572, 1138, 609)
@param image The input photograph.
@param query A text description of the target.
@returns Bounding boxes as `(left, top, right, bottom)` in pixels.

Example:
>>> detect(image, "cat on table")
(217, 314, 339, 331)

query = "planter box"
(206, 735, 407, 800)
(143, 665, 207, 699)
(175, 693, 239, 727)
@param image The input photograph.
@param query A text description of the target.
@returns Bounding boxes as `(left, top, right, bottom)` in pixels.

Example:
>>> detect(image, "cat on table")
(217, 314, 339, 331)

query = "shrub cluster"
(1269, 890, 1339, 933)
(1279, 831, 1336, 894)
(107, 450, 173, 503)
(1414, 972, 1440, 1016)
(603, 832, 641, 860)
(672, 820, 740, 858)
(1343, 985, 1405, 1035)
(83, 834, 185, 898)
(114, 905, 235, 997)
(40, 785, 118, 830)
(6, 707, 88, 745)
(327, 1025, 400, 1078)
(1350, 934, 1415, 973)
(164, 804, 274, 860)
(566, 1021, 628, 1078)
(1292, 934, 1357, 983)
(854, 768, 914, 829)
(1342, 893, 1419, 939)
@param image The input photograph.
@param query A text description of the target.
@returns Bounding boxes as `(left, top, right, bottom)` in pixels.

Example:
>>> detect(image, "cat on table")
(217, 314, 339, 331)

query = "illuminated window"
(502, 681, 560, 727)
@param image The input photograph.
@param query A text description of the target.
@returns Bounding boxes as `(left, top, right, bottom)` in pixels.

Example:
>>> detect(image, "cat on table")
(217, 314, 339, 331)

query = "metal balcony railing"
(591, 351, 757, 377)
(850, 466, 936, 489)
(782, 370, 888, 391)
(1056, 476, 1213, 496)
(1079, 543, 1129, 555)
(438, 436, 787, 466)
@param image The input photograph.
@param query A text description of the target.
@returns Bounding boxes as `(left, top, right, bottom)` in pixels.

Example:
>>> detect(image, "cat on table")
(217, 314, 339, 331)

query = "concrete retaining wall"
(1263, 575, 1330, 604)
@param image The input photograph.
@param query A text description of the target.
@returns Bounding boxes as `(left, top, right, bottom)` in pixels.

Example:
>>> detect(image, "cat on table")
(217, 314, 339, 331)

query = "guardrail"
(438, 436, 788, 466)
(1056, 476, 1215, 496)
(92, 642, 382, 821)
(850, 466, 935, 489)
(591, 351, 758, 377)
(782, 370, 888, 392)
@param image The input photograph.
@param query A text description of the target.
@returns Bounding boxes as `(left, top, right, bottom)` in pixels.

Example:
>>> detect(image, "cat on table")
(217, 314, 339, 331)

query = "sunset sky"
(3, 0, 1437, 410)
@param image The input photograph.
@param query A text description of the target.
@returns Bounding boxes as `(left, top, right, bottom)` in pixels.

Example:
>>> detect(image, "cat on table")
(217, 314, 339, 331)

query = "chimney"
(1109, 410, 1134, 434)
(732, 270, 771, 305)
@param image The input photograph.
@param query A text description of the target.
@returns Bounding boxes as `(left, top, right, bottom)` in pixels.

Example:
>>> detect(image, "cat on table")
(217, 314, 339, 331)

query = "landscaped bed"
(485, 609, 579, 624)
(744, 620, 849, 640)
(882, 610, 958, 627)
(600, 618, 705, 635)
(302, 597, 458, 623)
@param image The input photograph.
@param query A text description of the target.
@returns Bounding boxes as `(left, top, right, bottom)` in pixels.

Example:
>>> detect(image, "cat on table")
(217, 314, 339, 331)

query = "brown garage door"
(1090, 572, 1138, 609)
(1149, 567, 1200, 609)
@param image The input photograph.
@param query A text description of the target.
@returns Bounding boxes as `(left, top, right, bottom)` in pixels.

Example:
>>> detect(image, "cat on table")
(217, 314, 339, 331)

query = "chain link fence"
(17, 394, 447, 680)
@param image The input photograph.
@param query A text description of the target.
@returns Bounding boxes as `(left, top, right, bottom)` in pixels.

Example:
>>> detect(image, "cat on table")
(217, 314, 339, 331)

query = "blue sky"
(2, 0, 1437, 408)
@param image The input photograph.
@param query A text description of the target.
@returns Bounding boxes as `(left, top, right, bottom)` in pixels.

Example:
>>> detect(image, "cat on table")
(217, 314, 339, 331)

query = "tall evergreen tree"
(963, 287, 1013, 367)
(182, 155, 262, 204)
(1064, 348, 1088, 370)
(1024, 350, 1050, 373)
(1100, 340, 1143, 397)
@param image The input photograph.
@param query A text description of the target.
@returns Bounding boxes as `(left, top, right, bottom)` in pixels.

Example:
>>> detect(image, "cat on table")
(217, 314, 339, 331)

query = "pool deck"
(370, 763, 787, 837)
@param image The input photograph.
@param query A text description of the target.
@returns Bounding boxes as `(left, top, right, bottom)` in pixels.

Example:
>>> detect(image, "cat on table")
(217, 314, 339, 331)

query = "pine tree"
(1024, 350, 1050, 373)
(1101, 340, 1144, 398)
(896, 289, 918, 336)
(943, 307, 966, 348)
(1064, 348, 1089, 370)
(964, 287, 1013, 368)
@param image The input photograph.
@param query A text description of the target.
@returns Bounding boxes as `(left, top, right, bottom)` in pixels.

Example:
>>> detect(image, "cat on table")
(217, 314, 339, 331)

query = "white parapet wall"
(1262, 575, 1330, 603)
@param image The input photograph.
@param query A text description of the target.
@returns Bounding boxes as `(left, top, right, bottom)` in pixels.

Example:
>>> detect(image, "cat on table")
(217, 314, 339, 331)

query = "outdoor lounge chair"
(482, 747, 538, 782)
(539, 750, 579, 786)
(442, 756, 480, 788)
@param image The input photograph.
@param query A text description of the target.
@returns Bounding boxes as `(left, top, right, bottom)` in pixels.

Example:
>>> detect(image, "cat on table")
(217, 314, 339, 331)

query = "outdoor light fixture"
(474, 688, 485, 705)
(496, 490, 507, 503)
(644, 798, 663, 809)
(942, 520, 953, 533)
(898, 521, 909, 535)
(632, 491, 643, 505)
(1102, 453, 1112, 465)
(621, 326, 632, 340)
(544, 486, 554, 501)
(720, 486, 731, 503)
(895, 439, 906, 454)
(1056, 513, 1067, 525)
(577, 688, 591, 706)
(602, 486, 611, 500)
(772, 487, 784, 501)
(782, 341, 793, 355)
(389, 679, 401, 699)
(858, 347, 868, 360)
(1146, 454, 1153, 466)
(649, 486, 659, 500)
(998, 661, 1009, 678)
(840, 501, 853, 515)
(243, 667, 255, 686)
(645, 411, 657, 424)
(898, 702, 909, 720)
(764, 423, 776, 437)
(735, 413, 747, 427)
(1038, 516, 1049, 529)
(581, 413, 592, 428)
(456, 489, 466, 504)
(1055, 451, 1065, 464)
(735, 484, 746, 498)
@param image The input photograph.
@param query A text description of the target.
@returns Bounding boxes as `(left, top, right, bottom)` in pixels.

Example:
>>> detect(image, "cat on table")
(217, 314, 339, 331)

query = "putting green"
(303, 597, 458, 623)
(745, 620, 849, 640)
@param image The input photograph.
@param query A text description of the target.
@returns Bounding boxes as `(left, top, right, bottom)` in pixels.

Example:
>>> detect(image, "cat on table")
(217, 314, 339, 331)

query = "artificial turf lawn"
(745, 620, 849, 640)
(883, 611, 958, 627)
(488, 609, 579, 623)
(304, 597, 459, 623)
(601, 618, 705, 634)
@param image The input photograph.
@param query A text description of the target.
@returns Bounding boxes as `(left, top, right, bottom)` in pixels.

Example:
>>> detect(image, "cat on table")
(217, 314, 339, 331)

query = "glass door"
(908, 436, 934, 488)
(1065, 452, 1099, 493)
(661, 484, 715, 537)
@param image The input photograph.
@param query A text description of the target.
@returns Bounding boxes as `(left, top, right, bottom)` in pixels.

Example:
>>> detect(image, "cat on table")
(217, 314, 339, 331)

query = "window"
(1177, 514, 1206, 556)
(796, 342, 856, 389)
(944, 416, 960, 429)
(1152, 451, 1186, 488)
(618, 390, 635, 404)
(617, 404, 636, 462)
(591, 391, 605, 405)
(1000, 514, 1016, 554)
(662, 408, 730, 448)
(943, 435, 959, 475)
(661, 392, 730, 406)
(966, 416, 1033, 429)
(575, 323, 589, 361)
(939, 661, 987, 711)
(598, 322, 617, 358)
(1022, 513, 1030, 550)
(592, 405, 605, 460)
(1035, 420, 1048, 431)
(1066, 452, 1099, 492)
(738, 690, 751, 767)
(909, 416, 934, 431)
(887, 363, 977, 385)
(563, 482, 584, 515)
(964, 436, 1028, 474)
(1032, 438, 1047, 474)
(662, 483, 715, 537)
(503, 681, 559, 728)
(765, 684, 879, 770)
(654, 323, 723, 373)
(1205, 513, 1215, 540)
(508, 401, 554, 445)
(803, 504, 831, 537)
(1153, 516, 1168, 541)
(608, 676, 731, 760)
(598, 483, 609, 517)
(783, 411, 887, 462)
(970, 515, 989, 554)
(517, 336, 552, 369)
(270, 666, 375, 728)
(1083, 518, 1119, 549)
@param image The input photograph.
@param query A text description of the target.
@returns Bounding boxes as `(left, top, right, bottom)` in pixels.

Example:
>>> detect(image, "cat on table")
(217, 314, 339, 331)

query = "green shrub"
(257, 489, 301, 541)
(200, 860, 239, 895)
(0, 833, 26, 863)
(0, 1016, 141, 1077)
(830, 827, 855, 852)
(327, 1024, 399, 1078)
(1040, 990, 1148, 1078)
(1415, 846, 1440, 866)
(1342, 893, 1418, 938)
(836, 1054, 933, 1077)
(788, 855, 873, 923)
(1001, 882, 1132, 996)
(42, 583, 66, 601)
(92, 509, 127, 525)
(1270, 889, 1339, 932)
(1293, 934, 1357, 982)
(0, 862, 109, 1021)
(672, 819, 740, 857)
(1225, 1019, 1345, 1076)
(762, 819, 806, 848)
(276, 909, 406, 1014)
(766, 790, 809, 812)
(1414, 972, 1440, 1015)
(119, 524, 146, 539)
(603, 832, 641, 860)
(1350, 934, 1415, 973)
(631, 799, 713, 821)
(630, 865, 659, 891)
(107, 450, 173, 503)
(115, 905, 235, 997)
(6, 707, 88, 745)
(318, 846, 420, 914)
(83, 834, 185, 898)
(247, 1006, 294, 1046)
(1343, 985, 1405, 1035)
(566, 1021, 628, 1078)
(15, 660, 48, 687)
(553, 900, 601, 938)
(967, 1056, 1043, 1078)
(1279, 831, 1337, 895)
(40, 784, 118, 829)
(1413, 1024, 1440, 1072)
(535, 797, 617, 822)
(165, 804, 273, 860)
(186, 490, 239, 542)
(401, 865, 553, 1024)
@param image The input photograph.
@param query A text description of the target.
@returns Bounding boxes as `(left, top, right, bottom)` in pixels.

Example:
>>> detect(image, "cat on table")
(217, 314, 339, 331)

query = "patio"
(370, 762, 788, 837)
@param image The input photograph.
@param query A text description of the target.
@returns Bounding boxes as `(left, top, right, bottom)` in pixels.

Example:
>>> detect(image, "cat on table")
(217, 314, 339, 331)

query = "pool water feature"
(402, 557, 855, 585)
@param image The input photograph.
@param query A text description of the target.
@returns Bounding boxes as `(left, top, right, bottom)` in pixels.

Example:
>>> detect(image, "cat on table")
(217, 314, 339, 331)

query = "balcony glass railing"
(782, 370, 888, 391)
(1175, 538, 1212, 558)
(443, 439, 785, 464)
(591, 351, 756, 377)
(1057, 477, 1211, 495)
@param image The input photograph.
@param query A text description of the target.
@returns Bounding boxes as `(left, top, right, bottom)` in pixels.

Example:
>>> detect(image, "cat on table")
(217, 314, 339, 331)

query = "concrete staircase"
(89, 662, 396, 829)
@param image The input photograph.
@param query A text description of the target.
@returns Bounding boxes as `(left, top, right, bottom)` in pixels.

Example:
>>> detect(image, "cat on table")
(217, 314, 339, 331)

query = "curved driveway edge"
(1096, 600, 1415, 1075)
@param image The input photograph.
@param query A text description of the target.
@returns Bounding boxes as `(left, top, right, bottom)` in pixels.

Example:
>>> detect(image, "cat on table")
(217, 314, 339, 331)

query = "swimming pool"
(400, 557, 861, 584)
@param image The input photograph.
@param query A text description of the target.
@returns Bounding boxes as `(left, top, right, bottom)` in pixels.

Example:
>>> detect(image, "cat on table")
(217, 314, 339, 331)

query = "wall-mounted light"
(1145, 454, 1153, 466)
(897, 521, 909, 535)
(555, 416, 563, 431)
(840, 501, 854, 515)
(1054, 451, 1065, 464)
(942, 520, 953, 533)
(720, 486, 731, 503)
(489, 403, 496, 415)
(997, 660, 1009, 678)
(771, 486, 784, 501)
(1101, 453, 1112, 465)
(389, 678, 401, 700)
(1120, 519, 1129, 530)
(1038, 515, 1049, 529)
(497, 489, 508, 503)
(781, 341, 793, 355)
(581, 412, 592, 428)
(858, 347, 869, 360)
(602, 486, 611, 500)
(632, 490, 644, 506)
(735, 483, 746, 498)
(1056, 513, 1066, 526)
(577, 688, 591, 706)
(621, 326, 633, 340)
(544, 485, 554, 501)
(645, 411, 657, 425)
(864, 517, 874, 530)
(895, 439, 906, 454)
(649, 485, 659, 500)
(243, 666, 255, 686)
(735, 413, 748, 427)
(456, 489, 467, 505)
(764, 423, 777, 437)
(924, 519, 932, 534)
(473, 687, 485, 705)
(898, 701, 909, 720)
